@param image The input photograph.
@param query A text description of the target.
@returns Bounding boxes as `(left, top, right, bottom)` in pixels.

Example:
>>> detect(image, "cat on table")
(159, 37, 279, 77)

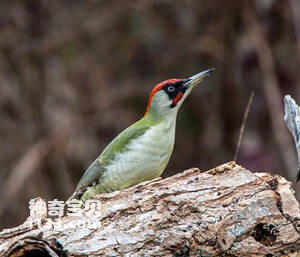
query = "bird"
(71, 68, 214, 202)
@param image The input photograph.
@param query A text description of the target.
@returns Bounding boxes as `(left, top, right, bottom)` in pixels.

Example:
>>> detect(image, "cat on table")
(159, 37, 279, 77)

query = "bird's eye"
(168, 86, 175, 92)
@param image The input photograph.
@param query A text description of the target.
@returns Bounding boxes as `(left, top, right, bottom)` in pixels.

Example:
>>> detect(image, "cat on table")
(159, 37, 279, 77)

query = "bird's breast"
(101, 120, 176, 191)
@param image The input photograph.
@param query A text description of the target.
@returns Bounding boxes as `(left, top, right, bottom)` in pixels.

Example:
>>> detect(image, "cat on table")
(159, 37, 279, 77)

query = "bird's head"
(145, 68, 214, 118)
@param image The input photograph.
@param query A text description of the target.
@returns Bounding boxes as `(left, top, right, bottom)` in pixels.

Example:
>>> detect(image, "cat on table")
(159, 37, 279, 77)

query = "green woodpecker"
(72, 68, 214, 201)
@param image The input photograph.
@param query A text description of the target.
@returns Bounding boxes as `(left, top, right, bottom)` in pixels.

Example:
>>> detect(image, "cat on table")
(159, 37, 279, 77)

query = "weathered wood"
(284, 95, 300, 181)
(0, 162, 300, 256)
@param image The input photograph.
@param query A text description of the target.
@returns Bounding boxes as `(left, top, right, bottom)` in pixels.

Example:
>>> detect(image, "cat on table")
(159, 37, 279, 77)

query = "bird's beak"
(184, 68, 215, 88)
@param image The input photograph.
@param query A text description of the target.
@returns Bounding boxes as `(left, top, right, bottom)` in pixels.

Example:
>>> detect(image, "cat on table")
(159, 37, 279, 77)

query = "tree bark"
(0, 162, 300, 257)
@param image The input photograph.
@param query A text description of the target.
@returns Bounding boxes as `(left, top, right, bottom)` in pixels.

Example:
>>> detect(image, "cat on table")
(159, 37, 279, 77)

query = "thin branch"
(234, 92, 254, 162)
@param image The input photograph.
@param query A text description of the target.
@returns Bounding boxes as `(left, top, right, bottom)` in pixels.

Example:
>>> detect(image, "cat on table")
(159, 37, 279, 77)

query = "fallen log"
(0, 162, 299, 256)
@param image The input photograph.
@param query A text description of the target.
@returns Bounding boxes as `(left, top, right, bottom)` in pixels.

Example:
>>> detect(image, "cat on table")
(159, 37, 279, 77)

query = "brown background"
(0, 0, 299, 229)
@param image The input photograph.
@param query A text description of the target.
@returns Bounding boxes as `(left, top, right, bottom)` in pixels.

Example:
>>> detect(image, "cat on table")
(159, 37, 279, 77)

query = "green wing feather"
(74, 118, 153, 198)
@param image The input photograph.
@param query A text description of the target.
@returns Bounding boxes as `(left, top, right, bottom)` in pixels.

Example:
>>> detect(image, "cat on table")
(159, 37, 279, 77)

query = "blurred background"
(0, 0, 299, 229)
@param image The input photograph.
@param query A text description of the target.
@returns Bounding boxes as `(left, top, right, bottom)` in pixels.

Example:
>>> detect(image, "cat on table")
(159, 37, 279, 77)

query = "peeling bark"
(0, 162, 300, 256)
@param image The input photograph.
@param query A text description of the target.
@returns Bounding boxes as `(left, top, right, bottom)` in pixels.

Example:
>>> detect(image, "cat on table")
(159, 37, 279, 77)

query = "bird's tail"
(67, 189, 83, 203)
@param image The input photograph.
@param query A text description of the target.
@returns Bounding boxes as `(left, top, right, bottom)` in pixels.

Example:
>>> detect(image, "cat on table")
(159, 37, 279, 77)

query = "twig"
(234, 92, 254, 162)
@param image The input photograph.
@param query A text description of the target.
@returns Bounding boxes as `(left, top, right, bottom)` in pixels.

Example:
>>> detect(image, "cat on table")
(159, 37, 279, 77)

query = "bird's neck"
(143, 107, 178, 127)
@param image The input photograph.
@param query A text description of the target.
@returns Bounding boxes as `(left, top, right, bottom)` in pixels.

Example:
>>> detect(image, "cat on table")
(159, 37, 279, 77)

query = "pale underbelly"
(100, 143, 172, 191)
